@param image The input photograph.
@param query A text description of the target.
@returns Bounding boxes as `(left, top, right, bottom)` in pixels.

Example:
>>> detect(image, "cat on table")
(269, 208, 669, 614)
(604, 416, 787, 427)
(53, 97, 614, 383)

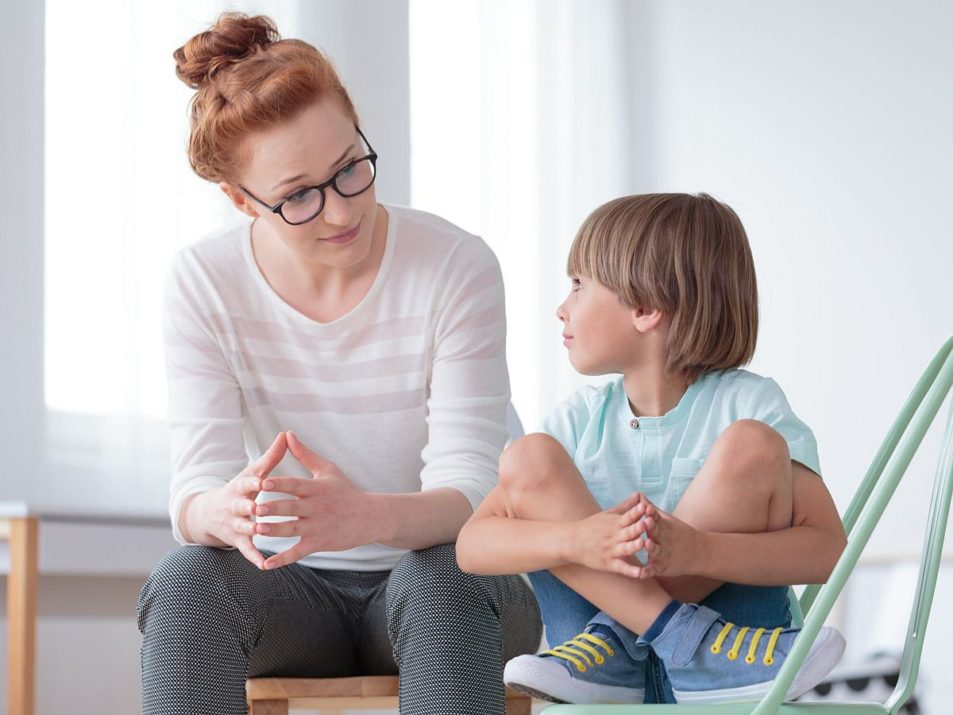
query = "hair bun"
(174, 13, 280, 89)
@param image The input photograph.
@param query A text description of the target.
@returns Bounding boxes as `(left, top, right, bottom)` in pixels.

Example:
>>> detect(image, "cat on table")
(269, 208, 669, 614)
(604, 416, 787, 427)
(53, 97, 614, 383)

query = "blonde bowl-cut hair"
(567, 193, 759, 383)
(173, 12, 359, 184)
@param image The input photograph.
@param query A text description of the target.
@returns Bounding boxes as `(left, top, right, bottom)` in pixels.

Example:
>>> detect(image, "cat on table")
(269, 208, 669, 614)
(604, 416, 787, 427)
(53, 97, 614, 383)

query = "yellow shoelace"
(544, 632, 616, 673)
(709, 622, 784, 666)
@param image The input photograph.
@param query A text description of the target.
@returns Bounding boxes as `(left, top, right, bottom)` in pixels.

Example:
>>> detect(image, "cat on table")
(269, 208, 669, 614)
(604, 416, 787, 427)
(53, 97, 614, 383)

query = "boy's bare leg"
(499, 421, 794, 634)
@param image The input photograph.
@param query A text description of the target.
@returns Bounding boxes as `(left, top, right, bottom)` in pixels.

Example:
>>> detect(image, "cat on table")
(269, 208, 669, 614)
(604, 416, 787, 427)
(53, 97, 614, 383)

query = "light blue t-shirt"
(539, 369, 820, 513)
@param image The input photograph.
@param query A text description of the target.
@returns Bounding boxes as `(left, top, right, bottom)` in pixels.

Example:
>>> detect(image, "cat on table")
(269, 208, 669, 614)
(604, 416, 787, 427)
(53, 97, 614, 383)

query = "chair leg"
(505, 694, 532, 715)
(247, 700, 289, 715)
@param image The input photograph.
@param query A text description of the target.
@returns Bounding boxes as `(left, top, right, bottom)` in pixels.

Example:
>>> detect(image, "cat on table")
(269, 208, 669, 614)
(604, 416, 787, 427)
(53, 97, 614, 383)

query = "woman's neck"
(621, 361, 690, 418)
(252, 205, 388, 322)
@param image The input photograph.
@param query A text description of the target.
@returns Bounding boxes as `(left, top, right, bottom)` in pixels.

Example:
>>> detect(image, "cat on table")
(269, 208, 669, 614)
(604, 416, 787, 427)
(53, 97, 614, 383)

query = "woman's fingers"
(261, 476, 311, 496)
(252, 432, 288, 478)
(286, 431, 334, 475)
(232, 498, 256, 516)
(255, 499, 301, 518)
(255, 519, 301, 537)
(263, 543, 309, 570)
(234, 536, 265, 570)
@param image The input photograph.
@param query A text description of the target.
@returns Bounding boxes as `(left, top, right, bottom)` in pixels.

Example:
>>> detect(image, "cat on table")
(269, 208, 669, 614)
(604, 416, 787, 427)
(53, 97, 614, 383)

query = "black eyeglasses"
(240, 126, 378, 226)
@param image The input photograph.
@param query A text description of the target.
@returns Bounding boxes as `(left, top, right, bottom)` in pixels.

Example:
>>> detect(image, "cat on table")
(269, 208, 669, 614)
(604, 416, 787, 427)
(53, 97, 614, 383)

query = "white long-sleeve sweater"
(163, 205, 510, 570)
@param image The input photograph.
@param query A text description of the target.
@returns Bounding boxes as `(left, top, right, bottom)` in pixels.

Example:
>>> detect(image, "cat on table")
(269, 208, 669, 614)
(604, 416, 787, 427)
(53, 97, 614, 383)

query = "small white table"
(0, 503, 174, 715)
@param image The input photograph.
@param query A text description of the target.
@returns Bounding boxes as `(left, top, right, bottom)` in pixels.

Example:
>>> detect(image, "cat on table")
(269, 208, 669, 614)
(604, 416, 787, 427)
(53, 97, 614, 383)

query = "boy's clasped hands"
(573, 492, 700, 580)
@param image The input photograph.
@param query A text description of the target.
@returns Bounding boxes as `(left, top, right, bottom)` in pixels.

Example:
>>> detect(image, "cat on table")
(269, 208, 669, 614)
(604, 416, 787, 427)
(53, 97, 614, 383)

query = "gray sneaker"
(504, 622, 646, 704)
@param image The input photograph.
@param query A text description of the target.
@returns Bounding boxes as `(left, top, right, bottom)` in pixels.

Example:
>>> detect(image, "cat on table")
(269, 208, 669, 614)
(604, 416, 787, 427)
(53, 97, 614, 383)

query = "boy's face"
(556, 276, 642, 375)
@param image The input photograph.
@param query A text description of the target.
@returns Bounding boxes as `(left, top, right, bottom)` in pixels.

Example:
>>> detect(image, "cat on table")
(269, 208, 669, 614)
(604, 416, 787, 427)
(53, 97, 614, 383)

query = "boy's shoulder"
(701, 368, 783, 399)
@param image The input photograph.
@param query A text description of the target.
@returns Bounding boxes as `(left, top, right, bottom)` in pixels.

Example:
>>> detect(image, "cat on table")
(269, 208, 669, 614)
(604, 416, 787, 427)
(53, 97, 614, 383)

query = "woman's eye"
(571, 278, 581, 291)
(337, 163, 356, 178)
(285, 188, 314, 204)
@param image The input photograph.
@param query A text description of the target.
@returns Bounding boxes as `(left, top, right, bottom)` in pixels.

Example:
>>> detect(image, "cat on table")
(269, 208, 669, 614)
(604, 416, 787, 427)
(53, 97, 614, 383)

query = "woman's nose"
(556, 301, 567, 322)
(321, 189, 354, 228)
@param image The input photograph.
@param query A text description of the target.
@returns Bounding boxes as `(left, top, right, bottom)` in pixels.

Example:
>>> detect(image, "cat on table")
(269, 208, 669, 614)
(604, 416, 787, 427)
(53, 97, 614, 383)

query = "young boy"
(456, 193, 847, 704)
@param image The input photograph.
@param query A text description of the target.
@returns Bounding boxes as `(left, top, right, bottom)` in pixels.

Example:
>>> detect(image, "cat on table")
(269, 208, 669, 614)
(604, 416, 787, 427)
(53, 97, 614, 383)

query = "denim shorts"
(528, 570, 792, 703)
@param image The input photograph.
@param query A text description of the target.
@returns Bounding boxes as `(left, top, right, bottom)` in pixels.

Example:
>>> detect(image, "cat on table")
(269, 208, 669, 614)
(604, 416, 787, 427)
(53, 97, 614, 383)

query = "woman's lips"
(562, 333, 573, 346)
(322, 221, 361, 244)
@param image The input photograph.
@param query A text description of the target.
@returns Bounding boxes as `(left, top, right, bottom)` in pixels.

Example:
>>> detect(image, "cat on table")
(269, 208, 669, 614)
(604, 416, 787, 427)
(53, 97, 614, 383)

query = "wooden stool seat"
(246, 675, 533, 714)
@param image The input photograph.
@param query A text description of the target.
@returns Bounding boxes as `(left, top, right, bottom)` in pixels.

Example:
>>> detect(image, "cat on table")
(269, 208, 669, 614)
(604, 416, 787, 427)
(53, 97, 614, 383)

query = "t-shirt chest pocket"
(663, 456, 706, 511)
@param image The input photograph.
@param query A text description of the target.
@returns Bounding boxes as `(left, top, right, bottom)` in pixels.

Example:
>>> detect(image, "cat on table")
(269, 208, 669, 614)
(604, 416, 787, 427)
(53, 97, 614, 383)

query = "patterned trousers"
(137, 543, 542, 715)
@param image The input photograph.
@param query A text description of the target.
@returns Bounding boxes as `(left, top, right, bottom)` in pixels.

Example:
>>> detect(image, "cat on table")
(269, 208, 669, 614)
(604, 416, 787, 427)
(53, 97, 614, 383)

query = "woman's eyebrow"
(270, 142, 357, 192)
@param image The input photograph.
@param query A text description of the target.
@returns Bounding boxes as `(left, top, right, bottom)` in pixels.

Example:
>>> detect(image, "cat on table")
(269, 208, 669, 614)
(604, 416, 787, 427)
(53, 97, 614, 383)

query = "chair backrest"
(752, 335, 953, 715)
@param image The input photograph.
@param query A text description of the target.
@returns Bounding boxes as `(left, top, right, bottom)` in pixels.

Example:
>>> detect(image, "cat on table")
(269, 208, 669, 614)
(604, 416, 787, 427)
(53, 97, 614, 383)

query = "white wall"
(631, 2, 953, 711)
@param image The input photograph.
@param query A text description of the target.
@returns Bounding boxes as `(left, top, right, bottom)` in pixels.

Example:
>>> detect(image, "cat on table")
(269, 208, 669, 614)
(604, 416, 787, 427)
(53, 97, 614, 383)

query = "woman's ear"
(631, 305, 664, 334)
(220, 182, 261, 219)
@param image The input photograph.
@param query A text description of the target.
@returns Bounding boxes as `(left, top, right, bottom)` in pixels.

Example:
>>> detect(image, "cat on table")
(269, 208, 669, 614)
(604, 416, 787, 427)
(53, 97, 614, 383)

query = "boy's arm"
(627, 463, 846, 585)
(457, 484, 646, 576)
(456, 484, 572, 574)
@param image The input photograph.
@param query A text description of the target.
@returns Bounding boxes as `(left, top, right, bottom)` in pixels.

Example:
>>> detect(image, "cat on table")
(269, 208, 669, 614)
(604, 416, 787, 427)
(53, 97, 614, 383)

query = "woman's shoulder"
(386, 205, 498, 269)
(172, 220, 249, 272)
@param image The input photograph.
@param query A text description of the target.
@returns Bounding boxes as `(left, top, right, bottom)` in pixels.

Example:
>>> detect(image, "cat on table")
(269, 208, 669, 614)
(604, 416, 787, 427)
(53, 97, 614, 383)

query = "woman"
(136, 13, 541, 715)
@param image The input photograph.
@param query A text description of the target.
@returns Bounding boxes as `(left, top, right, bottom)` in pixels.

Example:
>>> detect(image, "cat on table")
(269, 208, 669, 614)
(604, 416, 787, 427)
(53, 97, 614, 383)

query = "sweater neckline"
(241, 205, 397, 329)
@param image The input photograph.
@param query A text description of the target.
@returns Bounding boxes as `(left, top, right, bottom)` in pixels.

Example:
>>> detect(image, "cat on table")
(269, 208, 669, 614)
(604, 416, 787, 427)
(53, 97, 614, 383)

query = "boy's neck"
(622, 363, 690, 418)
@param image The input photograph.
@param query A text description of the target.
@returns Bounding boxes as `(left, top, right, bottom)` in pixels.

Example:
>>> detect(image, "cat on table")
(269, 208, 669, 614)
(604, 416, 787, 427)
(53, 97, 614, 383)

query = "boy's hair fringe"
(567, 193, 758, 383)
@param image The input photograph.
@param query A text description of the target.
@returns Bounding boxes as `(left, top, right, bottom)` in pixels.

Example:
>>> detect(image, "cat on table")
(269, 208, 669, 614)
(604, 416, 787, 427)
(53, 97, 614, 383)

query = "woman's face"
(228, 98, 379, 271)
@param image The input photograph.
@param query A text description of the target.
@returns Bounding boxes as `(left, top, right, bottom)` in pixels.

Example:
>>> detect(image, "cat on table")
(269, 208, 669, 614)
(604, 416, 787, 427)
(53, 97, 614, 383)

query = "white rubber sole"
(503, 655, 645, 704)
(673, 627, 847, 704)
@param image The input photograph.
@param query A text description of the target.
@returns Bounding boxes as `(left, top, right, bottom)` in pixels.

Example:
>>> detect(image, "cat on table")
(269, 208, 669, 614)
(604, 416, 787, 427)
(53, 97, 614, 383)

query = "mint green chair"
(544, 335, 953, 715)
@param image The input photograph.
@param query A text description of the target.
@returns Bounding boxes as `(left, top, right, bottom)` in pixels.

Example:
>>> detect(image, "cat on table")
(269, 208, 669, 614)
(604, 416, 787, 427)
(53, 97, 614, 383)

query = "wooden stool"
(246, 675, 533, 714)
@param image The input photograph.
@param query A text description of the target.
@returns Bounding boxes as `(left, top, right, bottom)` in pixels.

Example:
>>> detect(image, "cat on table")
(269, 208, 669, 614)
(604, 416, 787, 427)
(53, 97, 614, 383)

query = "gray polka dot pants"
(137, 543, 541, 714)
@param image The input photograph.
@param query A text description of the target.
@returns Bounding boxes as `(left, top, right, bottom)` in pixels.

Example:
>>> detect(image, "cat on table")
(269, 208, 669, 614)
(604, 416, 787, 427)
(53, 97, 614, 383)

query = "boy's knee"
(499, 433, 568, 496)
(715, 420, 790, 476)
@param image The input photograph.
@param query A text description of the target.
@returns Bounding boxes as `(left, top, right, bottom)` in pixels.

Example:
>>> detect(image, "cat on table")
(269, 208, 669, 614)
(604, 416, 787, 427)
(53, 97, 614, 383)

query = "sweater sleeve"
(163, 252, 248, 544)
(419, 237, 510, 510)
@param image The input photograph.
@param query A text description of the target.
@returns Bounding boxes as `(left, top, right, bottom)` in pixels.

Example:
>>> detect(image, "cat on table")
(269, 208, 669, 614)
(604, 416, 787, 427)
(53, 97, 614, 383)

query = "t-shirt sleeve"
(538, 387, 595, 460)
(163, 252, 248, 544)
(744, 378, 821, 476)
(419, 237, 510, 510)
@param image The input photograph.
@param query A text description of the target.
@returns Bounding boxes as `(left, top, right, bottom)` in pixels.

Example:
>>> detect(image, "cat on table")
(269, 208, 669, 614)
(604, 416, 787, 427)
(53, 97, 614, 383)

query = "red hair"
(173, 13, 359, 182)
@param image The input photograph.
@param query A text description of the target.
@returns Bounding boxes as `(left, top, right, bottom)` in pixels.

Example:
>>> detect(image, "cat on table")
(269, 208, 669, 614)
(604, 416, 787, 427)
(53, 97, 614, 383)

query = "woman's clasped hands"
(198, 430, 373, 571)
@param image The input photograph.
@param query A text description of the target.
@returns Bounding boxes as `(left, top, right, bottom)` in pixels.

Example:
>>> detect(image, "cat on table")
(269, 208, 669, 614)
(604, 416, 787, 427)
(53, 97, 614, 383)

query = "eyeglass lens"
(281, 157, 376, 224)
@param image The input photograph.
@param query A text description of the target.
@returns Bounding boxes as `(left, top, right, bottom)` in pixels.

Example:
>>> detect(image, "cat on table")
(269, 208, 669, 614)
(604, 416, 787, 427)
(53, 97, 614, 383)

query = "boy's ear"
(631, 305, 664, 334)
(220, 181, 261, 219)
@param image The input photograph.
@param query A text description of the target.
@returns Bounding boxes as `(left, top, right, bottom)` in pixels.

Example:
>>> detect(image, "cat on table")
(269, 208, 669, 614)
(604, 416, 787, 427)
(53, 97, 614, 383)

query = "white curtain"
(410, 0, 643, 429)
(43, 0, 302, 514)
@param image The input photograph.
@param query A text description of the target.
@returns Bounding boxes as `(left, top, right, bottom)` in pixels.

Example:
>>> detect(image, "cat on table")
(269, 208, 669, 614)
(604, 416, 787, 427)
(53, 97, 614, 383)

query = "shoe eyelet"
(745, 656, 756, 664)
(763, 656, 775, 666)
(595, 656, 605, 665)
(577, 664, 587, 673)
(710, 646, 721, 655)
(727, 652, 739, 661)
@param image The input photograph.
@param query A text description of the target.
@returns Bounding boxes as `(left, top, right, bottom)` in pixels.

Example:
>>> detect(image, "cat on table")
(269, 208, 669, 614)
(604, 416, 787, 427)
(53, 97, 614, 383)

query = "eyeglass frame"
(239, 126, 378, 226)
